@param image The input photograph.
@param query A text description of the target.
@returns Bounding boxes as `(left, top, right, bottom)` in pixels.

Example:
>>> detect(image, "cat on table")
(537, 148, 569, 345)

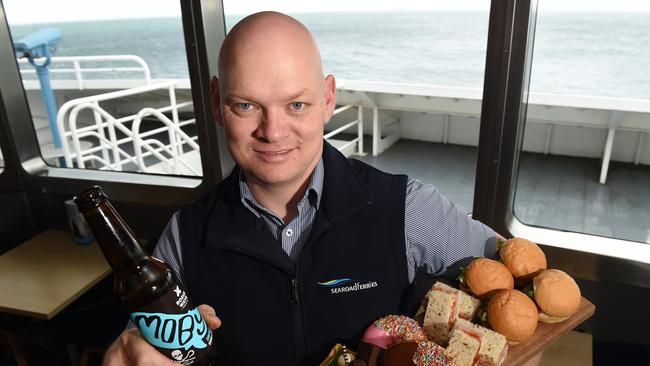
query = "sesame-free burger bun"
(533, 269, 581, 323)
(465, 258, 514, 299)
(499, 238, 547, 285)
(487, 289, 538, 345)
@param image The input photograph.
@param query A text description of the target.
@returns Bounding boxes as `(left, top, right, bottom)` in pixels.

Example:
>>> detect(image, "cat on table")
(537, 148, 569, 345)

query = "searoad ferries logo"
(318, 278, 378, 294)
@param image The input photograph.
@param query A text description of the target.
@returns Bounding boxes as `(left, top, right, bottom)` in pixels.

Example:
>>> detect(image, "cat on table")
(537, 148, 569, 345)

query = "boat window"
(224, 1, 492, 216)
(4, 1, 203, 178)
(513, 2, 650, 244)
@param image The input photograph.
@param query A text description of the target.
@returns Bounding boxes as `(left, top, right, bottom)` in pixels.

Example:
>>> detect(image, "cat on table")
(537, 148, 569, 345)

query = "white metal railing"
(18, 55, 151, 90)
(324, 104, 364, 156)
(57, 81, 199, 175)
(132, 108, 200, 175)
(54, 80, 361, 175)
(336, 80, 650, 183)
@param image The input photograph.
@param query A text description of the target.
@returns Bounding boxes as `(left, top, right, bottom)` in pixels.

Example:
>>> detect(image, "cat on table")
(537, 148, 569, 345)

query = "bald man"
(103, 12, 499, 365)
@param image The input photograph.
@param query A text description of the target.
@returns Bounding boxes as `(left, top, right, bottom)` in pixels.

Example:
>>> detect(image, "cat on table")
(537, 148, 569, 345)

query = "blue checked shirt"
(153, 158, 497, 283)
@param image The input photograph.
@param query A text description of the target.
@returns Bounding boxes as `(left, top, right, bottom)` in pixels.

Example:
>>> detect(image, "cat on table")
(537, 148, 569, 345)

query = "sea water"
(9, 11, 650, 100)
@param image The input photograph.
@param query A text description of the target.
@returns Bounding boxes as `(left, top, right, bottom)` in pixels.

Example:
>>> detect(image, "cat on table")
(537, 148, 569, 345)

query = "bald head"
(210, 11, 336, 197)
(218, 12, 324, 88)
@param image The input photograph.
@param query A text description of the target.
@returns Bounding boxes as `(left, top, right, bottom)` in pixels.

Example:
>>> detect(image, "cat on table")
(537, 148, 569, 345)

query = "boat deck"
(355, 139, 650, 244)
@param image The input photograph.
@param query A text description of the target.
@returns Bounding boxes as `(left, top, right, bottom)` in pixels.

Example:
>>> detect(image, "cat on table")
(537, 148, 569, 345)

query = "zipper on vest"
(289, 219, 333, 363)
(290, 278, 300, 303)
(289, 277, 306, 362)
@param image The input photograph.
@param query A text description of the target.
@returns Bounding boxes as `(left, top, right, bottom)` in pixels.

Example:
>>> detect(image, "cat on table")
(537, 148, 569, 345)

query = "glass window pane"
(223, 1, 491, 213)
(515, 3, 650, 243)
(4, 1, 202, 177)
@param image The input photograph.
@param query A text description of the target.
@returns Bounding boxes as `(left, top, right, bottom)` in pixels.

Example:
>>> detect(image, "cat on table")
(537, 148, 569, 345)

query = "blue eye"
(291, 102, 305, 111)
(236, 103, 252, 110)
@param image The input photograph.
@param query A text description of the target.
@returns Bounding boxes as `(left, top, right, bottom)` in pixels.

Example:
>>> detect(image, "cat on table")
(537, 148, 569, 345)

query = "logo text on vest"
(317, 278, 379, 294)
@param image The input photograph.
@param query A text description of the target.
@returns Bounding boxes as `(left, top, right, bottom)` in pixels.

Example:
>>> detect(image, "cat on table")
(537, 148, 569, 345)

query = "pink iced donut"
(361, 315, 427, 349)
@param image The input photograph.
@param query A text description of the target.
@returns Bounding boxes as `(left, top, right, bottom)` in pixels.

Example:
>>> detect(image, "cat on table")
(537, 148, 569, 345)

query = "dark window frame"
(0, 0, 227, 241)
(474, 0, 650, 287)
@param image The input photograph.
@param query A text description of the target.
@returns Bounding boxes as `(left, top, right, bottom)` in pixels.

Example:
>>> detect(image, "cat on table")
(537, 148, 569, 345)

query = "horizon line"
(9, 8, 650, 26)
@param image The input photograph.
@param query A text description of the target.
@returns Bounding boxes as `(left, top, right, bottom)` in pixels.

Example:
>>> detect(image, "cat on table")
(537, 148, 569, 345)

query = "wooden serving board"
(502, 296, 595, 366)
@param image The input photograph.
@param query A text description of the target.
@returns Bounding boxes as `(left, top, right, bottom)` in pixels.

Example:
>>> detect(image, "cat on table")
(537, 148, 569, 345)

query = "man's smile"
(253, 148, 295, 162)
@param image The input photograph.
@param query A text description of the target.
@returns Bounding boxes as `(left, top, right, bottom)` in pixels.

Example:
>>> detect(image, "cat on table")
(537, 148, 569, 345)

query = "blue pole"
(16, 27, 64, 166)
(35, 64, 62, 149)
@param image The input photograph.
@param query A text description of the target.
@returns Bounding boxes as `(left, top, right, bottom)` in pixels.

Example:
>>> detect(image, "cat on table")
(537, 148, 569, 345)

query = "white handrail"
(57, 81, 179, 166)
(141, 139, 201, 175)
(68, 102, 134, 169)
(57, 81, 199, 175)
(337, 79, 650, 179)
(132, 107, 200, 175)
(324, 104, 364, 156)
(18, 55, 151, 89)
(333, 104, 356, 115)
(324, 120, 360, 139)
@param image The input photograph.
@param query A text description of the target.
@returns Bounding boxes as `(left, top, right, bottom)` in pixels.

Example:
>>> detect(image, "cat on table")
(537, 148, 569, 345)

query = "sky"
(3, 0, 650, 24)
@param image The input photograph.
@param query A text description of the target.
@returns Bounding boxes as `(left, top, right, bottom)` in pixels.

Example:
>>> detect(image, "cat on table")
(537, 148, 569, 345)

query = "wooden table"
(503, 296, 596, 366)
(0, 229, 111, 319)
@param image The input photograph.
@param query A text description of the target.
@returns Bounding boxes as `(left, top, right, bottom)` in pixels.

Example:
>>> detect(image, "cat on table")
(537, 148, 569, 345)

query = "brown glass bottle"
(74, 186, 213, 365)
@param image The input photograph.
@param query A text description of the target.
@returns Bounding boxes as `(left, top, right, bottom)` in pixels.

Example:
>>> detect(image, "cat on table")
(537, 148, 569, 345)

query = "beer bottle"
(74, 186, 213, 365)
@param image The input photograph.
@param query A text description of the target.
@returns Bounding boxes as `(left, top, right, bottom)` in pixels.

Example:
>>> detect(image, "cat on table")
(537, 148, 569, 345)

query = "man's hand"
(103, 304, 222, 366)
(197, 304, 222, 329)
(103, 327, 176, 366)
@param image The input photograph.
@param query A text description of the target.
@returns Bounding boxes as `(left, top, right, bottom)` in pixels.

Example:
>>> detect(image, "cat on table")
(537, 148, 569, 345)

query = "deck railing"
(18, 55, 151, 90)
(132, 107, 200, 175)
(56, 81, 198, 175)
(36, 70, 650, 182)
(325, 104, 364, 156)
(336, 80, 650, 183)
(54, 81, 364, 176)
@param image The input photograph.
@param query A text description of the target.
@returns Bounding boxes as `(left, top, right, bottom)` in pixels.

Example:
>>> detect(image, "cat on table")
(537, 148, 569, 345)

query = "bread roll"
(487, 289, 538, 345)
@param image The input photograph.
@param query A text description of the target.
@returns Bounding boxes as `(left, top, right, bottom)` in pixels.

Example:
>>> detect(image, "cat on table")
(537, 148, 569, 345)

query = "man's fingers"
(104, 328, 177, 366)
(198, 304, 216, 316)
(198, 304, 222, 330)
(123, 329, 178, 366)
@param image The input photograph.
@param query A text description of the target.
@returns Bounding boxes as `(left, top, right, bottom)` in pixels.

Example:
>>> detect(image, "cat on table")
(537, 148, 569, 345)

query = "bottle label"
(130, 285, 213, 365)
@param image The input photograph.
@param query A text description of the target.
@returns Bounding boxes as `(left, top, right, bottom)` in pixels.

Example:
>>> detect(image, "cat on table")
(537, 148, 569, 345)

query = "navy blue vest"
(180, 142, 411, 365)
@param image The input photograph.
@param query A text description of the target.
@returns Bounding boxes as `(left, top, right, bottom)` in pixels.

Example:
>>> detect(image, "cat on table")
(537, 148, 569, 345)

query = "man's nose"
(255, 108, 289, 142)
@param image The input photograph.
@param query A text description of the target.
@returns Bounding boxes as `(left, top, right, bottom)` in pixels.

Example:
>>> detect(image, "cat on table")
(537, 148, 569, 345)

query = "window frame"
(473, 0, 650, 286)
(0, 0, 227, 206)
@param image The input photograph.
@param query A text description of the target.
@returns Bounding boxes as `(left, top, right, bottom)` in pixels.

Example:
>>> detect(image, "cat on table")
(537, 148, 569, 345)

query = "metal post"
(372, 107, 379, 156)
(600, 111, 624, 184)
(544, 124, 553, 154)
(15, 28, 64, 165)
(168, 85, 181, 173)
(634, 132, 645, 166)
(35, 64, 62, 149)
(599, 128, 615, 184)
(443, 114, 450, 144)
(88, 101, 115, 169)
(73, 60, 83, 90)
(357, 106, 364, 155)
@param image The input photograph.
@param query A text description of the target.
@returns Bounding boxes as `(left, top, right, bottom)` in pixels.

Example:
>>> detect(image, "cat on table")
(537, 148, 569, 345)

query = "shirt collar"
(239, 158, 324, 218)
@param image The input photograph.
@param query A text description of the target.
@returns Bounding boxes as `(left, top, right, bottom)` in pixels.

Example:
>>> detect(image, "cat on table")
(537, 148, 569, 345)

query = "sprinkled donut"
(412, 341, 450, 366)
(361, 315, 427, 349)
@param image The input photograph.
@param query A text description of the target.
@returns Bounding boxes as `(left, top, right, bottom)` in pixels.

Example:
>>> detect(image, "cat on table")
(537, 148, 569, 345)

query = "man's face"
(212, 40, 336, 189)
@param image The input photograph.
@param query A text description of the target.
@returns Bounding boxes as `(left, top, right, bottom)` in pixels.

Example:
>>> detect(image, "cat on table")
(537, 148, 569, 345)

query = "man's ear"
(323, 74, 336, 125)
(210, 76, 224, 126)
